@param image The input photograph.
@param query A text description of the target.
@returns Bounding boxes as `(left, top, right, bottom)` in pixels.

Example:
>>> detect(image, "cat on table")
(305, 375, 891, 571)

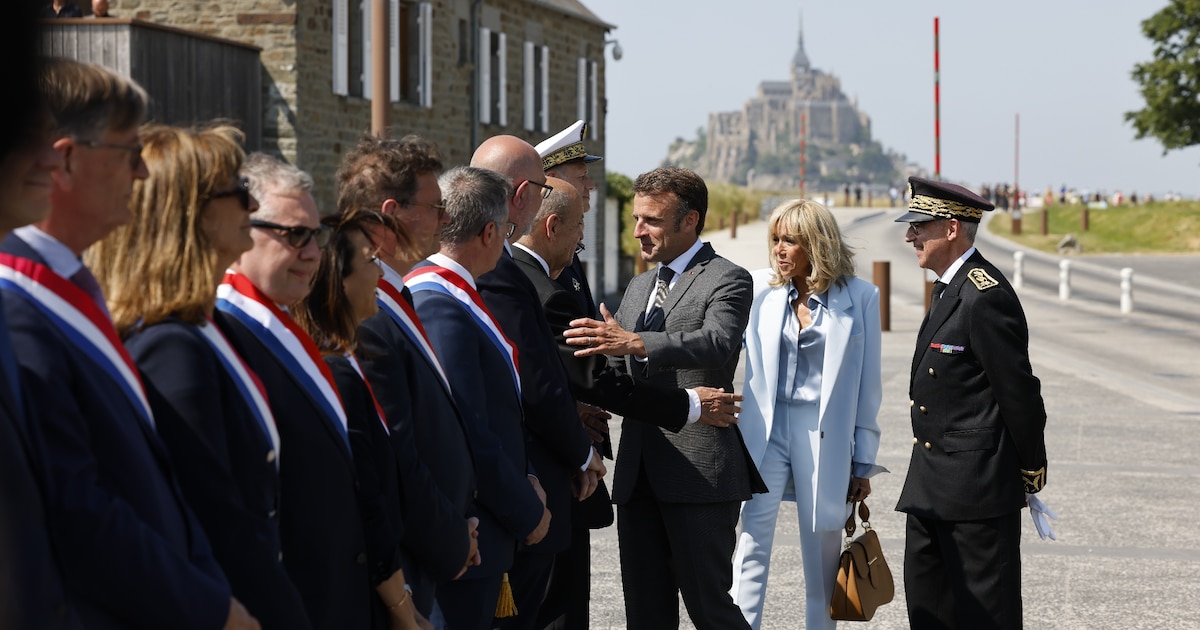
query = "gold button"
(278, 552, 284, 562)
(909, 399, 915, 408)
(920, 406, 928, 414)
(924, 441, 932, 450)
(912, 437, 918, 445)
(928, 367, 936, 376)
(266, 450, 277, 463)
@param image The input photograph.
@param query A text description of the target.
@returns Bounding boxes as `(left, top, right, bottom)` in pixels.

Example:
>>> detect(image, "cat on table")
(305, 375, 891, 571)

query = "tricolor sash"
(376, 270, 452, 394)
(345, 353, 389, 434)
(216, 272, 349, 450)
(0, 253, 153, 427)
(404, 264, 521, 395)
(196, 318, 281, 467)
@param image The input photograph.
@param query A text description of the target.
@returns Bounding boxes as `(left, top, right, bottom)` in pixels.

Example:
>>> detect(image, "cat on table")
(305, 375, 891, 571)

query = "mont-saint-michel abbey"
(665, 12, 917, 192)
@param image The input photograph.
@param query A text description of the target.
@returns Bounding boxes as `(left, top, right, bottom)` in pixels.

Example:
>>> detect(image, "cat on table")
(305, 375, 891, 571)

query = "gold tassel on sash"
(495, 572, 518, 618)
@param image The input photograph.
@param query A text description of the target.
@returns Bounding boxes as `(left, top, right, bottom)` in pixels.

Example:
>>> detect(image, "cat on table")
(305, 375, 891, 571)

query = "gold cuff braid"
(1021, 466, 1046, 493)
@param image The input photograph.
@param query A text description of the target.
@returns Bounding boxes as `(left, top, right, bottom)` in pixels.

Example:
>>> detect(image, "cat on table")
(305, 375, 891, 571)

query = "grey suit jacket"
(610, 242, 765, 504)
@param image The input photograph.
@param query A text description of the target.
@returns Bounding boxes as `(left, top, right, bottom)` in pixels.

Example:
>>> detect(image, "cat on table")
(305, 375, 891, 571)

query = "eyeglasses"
(517, 179, 554, 200)
(907, 219, 945, 235)
(76, 139, 144, 169)
(208, 177, 253, 211)
(250, 219, 333, 249)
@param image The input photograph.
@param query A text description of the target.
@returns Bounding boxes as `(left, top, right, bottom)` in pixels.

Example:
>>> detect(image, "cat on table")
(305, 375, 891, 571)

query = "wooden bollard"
(873, 261, 891, 331)
(731, 210, 739, 239)
(1081, 206, 1089, 231)
(718, 216, 725, 230)
(924, 279, 936, 311)
(1012, 210, 1022, 236)
(1041, 208, 1048, 235)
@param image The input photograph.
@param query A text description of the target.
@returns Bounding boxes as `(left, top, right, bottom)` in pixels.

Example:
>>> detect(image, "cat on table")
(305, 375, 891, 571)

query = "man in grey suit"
(565, 167, 765, 630)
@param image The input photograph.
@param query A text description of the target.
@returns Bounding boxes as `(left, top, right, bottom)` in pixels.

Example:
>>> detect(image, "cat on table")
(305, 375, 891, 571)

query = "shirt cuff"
(580, 447, 594, 472)
(685, 388, 701, 424)
(851, 461, 888, 479)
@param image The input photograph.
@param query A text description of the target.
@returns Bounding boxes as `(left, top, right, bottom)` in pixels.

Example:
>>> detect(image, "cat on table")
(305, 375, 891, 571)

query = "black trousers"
(903, 512, 1023, 630)
(617, 473, 749, 630)
(435, 573, 503, 630)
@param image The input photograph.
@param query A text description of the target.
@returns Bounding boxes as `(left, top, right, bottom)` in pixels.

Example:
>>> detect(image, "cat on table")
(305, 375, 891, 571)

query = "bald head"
(518, 176, 584, 278)
(471, 135, 545, 242)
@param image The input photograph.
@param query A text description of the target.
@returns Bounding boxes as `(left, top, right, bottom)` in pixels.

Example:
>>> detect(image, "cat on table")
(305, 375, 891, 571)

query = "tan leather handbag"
(830, 500, 895, 621)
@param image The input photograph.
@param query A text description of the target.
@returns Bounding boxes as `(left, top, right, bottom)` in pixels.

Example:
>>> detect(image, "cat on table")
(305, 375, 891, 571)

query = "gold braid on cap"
(542, 142, 587, 170)
(909, 194, 985, 221)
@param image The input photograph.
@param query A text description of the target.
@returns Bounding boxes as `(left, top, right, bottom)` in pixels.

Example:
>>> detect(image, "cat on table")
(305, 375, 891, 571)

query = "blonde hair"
(766, 198, 856, 295)
(88, 121, 246, 334)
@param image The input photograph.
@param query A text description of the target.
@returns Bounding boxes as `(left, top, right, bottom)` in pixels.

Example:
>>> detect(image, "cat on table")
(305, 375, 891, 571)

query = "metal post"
(933, 17, 940, 179)
(1013, 251, 1024, 289)
(1059, 259, 1071, 300)
(873, 261, 891, 331)
(1120, 267, 1134, 314)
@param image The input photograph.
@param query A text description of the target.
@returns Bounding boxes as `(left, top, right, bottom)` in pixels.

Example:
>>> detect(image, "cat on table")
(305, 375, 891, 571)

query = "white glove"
(1026, 493, 1058, 541)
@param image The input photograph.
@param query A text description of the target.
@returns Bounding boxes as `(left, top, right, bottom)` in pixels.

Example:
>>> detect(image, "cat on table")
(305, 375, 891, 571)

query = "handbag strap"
(843, 500, 874, 545)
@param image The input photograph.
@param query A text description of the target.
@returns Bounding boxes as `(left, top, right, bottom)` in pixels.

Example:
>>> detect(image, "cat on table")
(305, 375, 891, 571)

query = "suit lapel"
(660, 242, 716, 318)
(911, 270, 966, 383)
(819, 283, 854, 424)
(757, 285, 787, 418)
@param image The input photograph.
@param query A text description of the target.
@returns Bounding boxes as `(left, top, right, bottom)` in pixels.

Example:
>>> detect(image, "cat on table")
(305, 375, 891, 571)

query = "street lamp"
(605, 39, 623, 61)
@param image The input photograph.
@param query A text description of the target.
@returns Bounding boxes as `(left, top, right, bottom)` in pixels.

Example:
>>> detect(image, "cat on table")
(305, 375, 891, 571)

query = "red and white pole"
(934, 16, 941, 180)
(800, 112, 807, 199)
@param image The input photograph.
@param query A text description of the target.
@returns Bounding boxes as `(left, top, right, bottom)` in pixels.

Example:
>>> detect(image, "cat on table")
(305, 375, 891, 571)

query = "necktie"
(70, 265, 110, 316)
(642, 266, 675, 332)
(928, 280, 947, 313)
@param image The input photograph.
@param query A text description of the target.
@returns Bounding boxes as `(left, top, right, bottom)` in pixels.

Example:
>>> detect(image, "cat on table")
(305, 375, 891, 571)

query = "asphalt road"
(584, 208, 1200, 629)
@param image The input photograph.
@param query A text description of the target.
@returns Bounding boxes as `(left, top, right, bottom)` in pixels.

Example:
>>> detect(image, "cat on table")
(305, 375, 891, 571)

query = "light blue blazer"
(739, 268, 884, 531)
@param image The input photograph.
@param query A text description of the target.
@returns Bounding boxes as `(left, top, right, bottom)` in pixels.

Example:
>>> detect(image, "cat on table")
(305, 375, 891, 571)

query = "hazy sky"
(593, 0, 1200, 197)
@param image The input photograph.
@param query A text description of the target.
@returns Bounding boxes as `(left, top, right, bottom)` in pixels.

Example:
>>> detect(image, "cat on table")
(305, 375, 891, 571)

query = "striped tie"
(642, 266, 674, 332)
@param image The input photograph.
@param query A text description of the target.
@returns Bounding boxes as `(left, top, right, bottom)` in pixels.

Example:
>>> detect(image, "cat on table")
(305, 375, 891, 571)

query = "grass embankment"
(988, 201, 1200, 254)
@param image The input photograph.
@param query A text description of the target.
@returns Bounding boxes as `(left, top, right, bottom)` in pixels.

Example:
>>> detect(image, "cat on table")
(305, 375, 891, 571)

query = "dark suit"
(124, 320, 312, 630)
(0, 297, 76, 630)
(897, 249, 1047, 630)
(357, 282, 476, 617)
(327, 354, 406, 630)
(214, 309, 371, 630)
(554, 255, 596, 321)
(477, 251, 594, 629)
(408, 260, 545, 629)
(609, 242, 763, 630)
(1, 235, 231, 630)
(514, 247, 698, 630)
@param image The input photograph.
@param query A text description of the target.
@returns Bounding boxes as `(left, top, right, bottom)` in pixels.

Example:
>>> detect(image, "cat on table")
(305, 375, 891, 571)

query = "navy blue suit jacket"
(554, 255, 596, 319)
(356, 292, 476, 608)
(124, 320, 312, 630)
(0, 297, 77, 630)
(214, 309, 371, 630)
(1, 234, 231, 630)
(408, 261, 543, 578)
(476, 251, 593, 554)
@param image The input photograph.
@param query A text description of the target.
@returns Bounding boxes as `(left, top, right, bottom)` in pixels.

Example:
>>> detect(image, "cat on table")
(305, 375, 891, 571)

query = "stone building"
(78, 0, 617, 297)
(667, 12, 902, 191)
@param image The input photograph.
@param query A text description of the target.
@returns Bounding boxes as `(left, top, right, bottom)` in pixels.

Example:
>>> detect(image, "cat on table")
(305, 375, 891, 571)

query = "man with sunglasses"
(894, 176, 1048, 630)
(2, 58, 257, 629)
(471, 136, 606, 630)
(215, 152, 372, 629)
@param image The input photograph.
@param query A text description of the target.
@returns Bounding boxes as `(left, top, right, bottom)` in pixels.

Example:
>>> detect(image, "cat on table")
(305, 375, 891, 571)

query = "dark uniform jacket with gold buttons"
(896, 250, 1047, 522)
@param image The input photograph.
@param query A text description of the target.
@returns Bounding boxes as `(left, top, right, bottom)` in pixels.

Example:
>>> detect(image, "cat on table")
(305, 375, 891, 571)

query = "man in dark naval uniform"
(894, 176, 1048, 630)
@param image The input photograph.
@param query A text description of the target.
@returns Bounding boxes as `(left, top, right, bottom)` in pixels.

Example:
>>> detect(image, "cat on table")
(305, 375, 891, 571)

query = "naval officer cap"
(536, 120, 602, 172)
(895, 175, 994, 224)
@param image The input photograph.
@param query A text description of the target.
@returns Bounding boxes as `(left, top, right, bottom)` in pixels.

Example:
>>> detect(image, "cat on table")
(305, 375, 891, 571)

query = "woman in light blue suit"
(731, 199, 885, 630)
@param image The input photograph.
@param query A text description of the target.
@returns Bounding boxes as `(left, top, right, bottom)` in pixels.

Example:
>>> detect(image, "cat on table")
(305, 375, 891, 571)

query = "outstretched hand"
(565, 303, 646, 358)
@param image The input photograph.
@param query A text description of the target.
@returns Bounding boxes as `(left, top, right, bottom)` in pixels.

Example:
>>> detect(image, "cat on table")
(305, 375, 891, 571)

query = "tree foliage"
(1126, 0, 1200, 154)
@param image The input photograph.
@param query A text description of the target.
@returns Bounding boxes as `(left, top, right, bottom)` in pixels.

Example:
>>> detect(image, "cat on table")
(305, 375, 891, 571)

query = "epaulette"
(967, 268, 999, 291)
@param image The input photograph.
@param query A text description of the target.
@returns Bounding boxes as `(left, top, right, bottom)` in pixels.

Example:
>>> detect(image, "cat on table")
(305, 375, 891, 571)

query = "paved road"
(586, 209, 1200, 629)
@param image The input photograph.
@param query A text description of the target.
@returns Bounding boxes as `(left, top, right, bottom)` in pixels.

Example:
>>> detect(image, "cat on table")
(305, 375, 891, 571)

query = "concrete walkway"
(586, 209, 1200, 629)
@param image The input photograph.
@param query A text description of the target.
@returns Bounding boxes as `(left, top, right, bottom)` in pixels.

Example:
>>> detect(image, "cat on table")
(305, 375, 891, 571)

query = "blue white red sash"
(196, 318, 281, 467)
(376, 267, 452, 393)
(216, 272, 349, 449)
(404, 264, 521, 395)
(0, 253, 154, 427)
(345, 353, 389, 434)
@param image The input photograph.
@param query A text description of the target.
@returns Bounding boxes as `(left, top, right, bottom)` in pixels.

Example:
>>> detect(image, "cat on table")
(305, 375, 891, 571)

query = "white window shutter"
(523, 42, 535, 131)
(540, 45, 549, 132)
(478, 27, 491, 124)
(590, 60, 598, 138)
(333, 0, 349, 95)
(576, 57, 587, 122)
(389, 0, 400, 102)
(361, 0, 372, 99)
(497, 32, 507, 126)
(419, 2, 432, 107)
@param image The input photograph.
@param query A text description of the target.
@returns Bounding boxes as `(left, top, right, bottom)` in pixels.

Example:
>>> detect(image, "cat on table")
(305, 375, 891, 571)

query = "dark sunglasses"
(76, 139, 144, 169)
(208, 177, 253, 211)
(517, 179, 554, 200)
(250, 219, 333, 249)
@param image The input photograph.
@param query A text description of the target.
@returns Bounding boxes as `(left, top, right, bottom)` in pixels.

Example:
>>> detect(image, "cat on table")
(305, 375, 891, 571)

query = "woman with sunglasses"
(292, 208, 432, 630)
(88, 122, 312, 630)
